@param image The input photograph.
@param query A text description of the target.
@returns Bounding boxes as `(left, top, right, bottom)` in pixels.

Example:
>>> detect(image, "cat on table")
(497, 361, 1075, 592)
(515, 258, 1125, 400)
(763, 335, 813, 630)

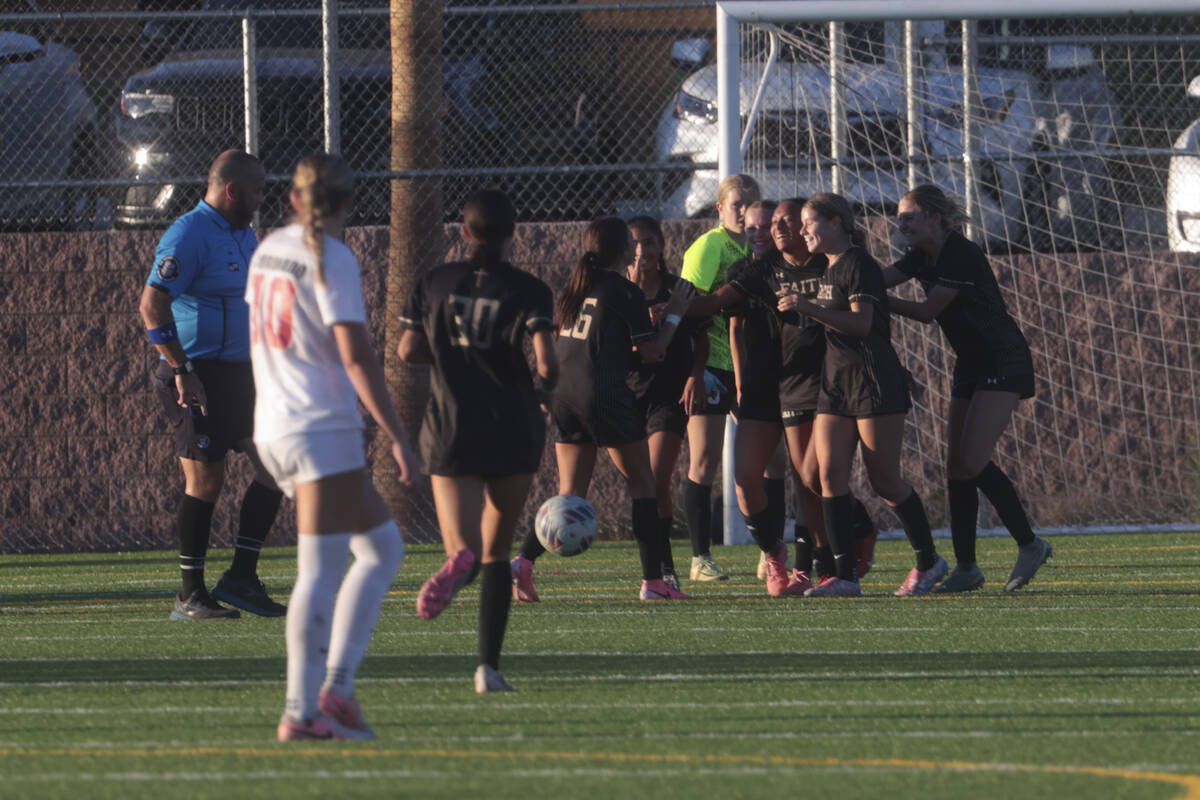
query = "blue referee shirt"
(146, 200, 258, 362)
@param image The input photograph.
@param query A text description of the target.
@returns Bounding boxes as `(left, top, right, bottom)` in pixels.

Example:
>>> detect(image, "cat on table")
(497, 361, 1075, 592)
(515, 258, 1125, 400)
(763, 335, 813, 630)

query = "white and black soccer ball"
(534, 494, 598, 557)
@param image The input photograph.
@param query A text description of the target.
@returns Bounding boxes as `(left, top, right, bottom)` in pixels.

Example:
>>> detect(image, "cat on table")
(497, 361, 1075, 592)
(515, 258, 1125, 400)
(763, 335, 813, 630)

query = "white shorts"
(254, 429, 368, 498)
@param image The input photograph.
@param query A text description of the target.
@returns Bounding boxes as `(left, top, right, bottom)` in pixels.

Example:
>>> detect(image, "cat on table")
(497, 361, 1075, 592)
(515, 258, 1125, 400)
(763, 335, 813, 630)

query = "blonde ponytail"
(291, 153, 353, 286)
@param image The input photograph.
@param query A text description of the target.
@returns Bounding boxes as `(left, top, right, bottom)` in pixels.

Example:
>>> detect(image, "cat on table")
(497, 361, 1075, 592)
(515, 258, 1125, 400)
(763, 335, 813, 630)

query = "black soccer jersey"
(892, 231, 1033, 379)
(814, 246, 911, 417)
(725, 254, 785, 420)
(554, 268, 655, 445)
(400, 260, 554, 476)
(627, 273, 708, 407)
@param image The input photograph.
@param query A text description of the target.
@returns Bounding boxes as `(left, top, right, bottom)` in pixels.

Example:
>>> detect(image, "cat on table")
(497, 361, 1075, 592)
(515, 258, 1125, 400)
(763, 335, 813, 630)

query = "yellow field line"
(2, 746, 1198, 796)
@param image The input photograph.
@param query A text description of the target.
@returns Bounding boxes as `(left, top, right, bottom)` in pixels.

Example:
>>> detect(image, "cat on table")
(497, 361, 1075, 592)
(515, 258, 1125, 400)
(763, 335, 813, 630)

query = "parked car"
(0, 0, 105, 231)
(1166, 75, 1200, 252)
(654, 22, 1120, 251)
(114, 0, 603, 227)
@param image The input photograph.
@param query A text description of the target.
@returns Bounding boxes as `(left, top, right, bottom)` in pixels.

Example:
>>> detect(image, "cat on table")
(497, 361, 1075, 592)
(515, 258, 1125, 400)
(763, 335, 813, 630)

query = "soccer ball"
(534, 494, 598, 557)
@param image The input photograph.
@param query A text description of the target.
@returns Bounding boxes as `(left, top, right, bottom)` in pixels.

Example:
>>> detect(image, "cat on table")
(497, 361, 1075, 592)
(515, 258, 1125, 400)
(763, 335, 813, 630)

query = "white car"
(0, 0, 102, 230)
(655, 24, 1119, 250)
(1166, 75, 1200, 251)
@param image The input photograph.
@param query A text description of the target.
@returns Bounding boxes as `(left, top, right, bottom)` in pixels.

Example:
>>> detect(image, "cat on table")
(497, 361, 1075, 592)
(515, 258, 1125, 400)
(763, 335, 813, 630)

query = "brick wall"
(2, 223, 1197, 553)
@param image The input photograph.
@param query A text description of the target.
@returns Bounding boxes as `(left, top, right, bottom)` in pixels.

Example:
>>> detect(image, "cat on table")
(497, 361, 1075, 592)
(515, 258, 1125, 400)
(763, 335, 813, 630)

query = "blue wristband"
(147, 323, 178, 344)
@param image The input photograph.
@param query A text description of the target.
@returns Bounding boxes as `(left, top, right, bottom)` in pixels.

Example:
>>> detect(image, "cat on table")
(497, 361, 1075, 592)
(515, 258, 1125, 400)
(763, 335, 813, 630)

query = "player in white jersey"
(246, 153, 418, 740)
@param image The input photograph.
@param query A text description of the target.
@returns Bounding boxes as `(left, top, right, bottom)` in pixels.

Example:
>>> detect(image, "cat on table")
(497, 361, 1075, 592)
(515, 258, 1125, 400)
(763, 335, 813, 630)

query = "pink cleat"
(277, 712, 371, 742)
(782, 569, 812, 596)
(417, 548, 476, 619)
(894, 555, 949, 597)
(639, 578, 692, 600)
(764, 542, 791, 597)
(855, 522, 879, 578)
(318, 689, 374, 739)
(510, 555, 540, 603)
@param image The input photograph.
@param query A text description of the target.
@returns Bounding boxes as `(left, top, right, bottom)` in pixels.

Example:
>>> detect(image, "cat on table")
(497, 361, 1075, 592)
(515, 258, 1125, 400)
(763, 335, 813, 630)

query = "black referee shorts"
(154, 359, 255, 462)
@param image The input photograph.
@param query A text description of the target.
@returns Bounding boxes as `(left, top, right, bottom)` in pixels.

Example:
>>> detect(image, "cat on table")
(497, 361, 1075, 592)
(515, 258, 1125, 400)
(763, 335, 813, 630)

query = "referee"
(139, 150, 286, 621)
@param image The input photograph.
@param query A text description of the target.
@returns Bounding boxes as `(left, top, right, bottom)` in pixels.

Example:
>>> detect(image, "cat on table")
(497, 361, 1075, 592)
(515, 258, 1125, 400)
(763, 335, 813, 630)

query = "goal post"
(707, 0, 1200, 533)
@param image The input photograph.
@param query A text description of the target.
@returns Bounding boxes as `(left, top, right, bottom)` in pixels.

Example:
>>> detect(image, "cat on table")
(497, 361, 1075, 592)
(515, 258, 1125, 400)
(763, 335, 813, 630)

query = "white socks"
(324, 520, 405, 698)
(285, 532, 351, 721)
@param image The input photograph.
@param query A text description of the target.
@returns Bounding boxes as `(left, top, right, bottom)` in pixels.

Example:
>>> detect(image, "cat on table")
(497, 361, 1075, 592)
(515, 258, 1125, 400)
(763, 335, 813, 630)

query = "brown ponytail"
(555, 217, 629, 330)
(463, 188, 516, 268)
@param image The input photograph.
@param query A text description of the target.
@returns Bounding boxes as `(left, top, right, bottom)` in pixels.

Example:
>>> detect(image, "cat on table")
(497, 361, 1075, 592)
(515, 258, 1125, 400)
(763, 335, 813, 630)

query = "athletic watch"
(172, 359, 196, 376)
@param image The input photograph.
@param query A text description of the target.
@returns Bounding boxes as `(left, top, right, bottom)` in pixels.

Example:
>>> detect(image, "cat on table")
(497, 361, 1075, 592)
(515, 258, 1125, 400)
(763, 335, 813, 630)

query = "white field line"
(2, 665, 1199, 689)
(8, 695, 1200, 716)
(4, 646, 1199, 664)
(8, 624, 1200, 644)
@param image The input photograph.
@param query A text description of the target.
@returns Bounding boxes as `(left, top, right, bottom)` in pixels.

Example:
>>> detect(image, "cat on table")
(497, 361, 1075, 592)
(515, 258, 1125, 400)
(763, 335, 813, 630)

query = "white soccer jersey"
(246, 224, 366, 442)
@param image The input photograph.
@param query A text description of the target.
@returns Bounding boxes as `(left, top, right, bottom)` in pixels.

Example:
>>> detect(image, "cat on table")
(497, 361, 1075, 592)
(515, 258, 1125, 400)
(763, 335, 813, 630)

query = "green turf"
(1, 533, 1198, 799)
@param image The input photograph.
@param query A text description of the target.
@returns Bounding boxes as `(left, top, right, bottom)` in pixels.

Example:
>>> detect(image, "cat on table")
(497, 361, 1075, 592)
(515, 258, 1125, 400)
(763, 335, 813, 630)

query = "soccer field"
(1, 533, 1198, 800)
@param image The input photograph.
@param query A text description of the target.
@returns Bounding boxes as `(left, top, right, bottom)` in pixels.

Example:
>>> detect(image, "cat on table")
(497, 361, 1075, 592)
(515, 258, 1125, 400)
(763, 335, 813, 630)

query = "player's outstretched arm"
(636, 278, 696, 362)
(334, 321, 418, 485)
(888, 284, 958, 324)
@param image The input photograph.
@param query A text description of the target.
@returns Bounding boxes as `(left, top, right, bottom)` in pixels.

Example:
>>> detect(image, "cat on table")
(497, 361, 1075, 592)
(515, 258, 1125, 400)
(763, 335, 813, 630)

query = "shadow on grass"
(3, 649, 1197, 685)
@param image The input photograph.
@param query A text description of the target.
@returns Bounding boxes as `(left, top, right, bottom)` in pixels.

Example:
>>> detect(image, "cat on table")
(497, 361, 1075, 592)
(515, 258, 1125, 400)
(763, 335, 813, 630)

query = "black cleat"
(212, 570, 287, 617)
(170, 589, 241, 621)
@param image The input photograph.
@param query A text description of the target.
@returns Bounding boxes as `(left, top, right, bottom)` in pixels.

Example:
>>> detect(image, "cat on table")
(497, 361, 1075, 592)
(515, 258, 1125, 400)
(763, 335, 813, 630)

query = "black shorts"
(817, 365, 912, 419)
(951, 370, 1036, 400)
(781, 408, 816, 427)
(421, 409, 547, 479)
(695, 368, 735, 416)
(553, 395, 645, 448)
(154, 359, 255, 462)
(642, 398, 687, 438)
(734, 385, 782, 424)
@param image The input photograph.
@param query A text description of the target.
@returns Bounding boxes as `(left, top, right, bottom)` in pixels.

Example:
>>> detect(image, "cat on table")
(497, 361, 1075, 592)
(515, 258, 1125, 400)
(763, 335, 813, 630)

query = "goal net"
(718, 1, 1200, 530)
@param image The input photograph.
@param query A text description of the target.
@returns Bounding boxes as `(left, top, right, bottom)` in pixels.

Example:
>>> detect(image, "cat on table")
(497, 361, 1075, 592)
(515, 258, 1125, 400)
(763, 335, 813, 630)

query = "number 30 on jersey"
(448, 294, 500, 348)
(248, 272, 296, 349)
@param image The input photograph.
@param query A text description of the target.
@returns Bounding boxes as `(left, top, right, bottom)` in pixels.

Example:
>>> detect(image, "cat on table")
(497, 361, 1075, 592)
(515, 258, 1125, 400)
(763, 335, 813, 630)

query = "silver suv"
(654, 22, 1119, 251)
(0, 0, 103, 230)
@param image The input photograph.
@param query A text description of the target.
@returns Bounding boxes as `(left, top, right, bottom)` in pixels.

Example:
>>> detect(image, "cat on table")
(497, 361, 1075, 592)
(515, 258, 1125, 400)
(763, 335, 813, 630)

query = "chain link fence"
(2, 2, 1199, 246)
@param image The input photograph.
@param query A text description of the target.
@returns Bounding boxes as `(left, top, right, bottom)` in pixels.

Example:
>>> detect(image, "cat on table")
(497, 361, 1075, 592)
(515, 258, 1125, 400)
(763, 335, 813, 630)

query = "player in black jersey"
(625, 216, 710, 590)
(722, 200, 805, 596)
(512, 217, 696, 601)
(778, 193, 946, 597)
(884, 185, 1052, 593)
(398, 189, 559, 692)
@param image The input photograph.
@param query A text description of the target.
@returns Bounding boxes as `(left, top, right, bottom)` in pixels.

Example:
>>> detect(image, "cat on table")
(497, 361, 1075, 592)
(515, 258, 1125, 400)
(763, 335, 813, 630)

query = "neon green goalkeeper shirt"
(680, 225, 749, 371)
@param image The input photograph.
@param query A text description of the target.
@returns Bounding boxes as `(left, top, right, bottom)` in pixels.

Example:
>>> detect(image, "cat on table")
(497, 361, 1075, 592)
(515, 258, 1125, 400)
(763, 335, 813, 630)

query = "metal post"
(716, 3, 740, 177)
(242, 15, 258, 157)
(829, 21, 846, 195)
(323, 0, 341, 154)
(904, 20, 918, 190)
(962, 18, 979, 241)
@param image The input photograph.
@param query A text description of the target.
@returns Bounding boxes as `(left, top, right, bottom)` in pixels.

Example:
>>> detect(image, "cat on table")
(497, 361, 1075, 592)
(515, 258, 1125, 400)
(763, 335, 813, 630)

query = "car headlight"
(674, 91, 717, 125)
(121, 92, 175, 119)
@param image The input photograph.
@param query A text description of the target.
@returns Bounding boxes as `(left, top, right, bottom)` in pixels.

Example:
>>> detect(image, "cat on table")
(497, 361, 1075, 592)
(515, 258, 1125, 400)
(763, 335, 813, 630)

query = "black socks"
(893, 490, 937, 572)
(683, 479, 712, 557)
(478, 562, 512, 670)
(744, 506, 780, 554)
(947, 478, 979, 566)
(632, 497, 662, 581)
(975, 461, 1036, 547)
(820, 494, 856, 582)
(794, 525, 814, 576)
(659, 516, 677, 575)
(177, 494, 215, 597)
(229, 480, 283, 579)
(518, 527, 547, 562)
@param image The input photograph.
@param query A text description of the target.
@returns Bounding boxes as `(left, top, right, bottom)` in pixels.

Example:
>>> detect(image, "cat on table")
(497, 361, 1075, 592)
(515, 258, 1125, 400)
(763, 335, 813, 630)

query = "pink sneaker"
(764, 542, 791, 597)
(640, 578, 692, 600)
(855, 523, 879, 578)
(510, 555, 539, 603)
(782, 569, 812, 596)
(803, 574, 838, 597)
(417, 549, 476, 620)
(894, 555, 949, 597)
(277, 712, 370, 742)
(805, 577, 862, 597)
(318, 689, 374, 739)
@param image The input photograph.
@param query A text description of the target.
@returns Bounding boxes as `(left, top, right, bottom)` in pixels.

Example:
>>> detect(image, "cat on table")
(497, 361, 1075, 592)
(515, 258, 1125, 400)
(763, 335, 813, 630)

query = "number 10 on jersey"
(248, 272, 296, 349)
